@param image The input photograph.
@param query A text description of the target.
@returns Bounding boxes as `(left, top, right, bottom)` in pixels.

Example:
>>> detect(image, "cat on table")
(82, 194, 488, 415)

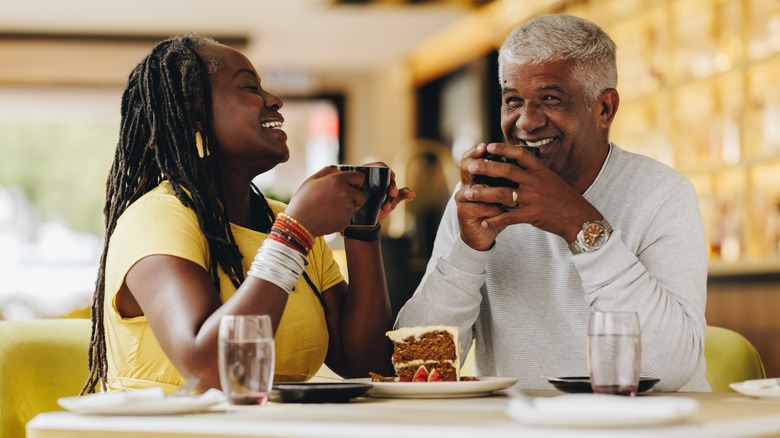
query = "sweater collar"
(581, 142, 618, 200)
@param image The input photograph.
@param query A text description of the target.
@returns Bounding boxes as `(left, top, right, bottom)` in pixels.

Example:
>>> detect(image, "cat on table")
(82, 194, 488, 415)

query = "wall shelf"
(708, 258, 780, 278)
(409, 0, 780, 275)
(578, 0, 780, 274)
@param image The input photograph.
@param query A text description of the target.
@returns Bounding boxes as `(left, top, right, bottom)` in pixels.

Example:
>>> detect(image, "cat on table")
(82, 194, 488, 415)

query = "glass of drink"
(218, 314, 275, 405)
(588, 311, 641, 396)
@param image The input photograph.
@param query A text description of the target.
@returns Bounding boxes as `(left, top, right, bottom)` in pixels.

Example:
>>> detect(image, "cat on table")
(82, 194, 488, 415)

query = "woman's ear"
(191, 99, 209, 157)
(595, 88, 619, 129)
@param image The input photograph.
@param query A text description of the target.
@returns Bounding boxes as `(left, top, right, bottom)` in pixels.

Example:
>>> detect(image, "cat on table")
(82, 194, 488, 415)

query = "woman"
(82, 33, 414, 394)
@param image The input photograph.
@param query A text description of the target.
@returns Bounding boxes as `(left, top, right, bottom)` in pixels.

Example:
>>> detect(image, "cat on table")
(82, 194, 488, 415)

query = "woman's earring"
(195, 131, 209, 158)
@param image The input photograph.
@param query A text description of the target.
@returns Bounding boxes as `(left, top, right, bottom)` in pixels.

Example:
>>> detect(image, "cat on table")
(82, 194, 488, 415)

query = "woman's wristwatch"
(568, 220, 612, 254)
(341, 225, 381, 242)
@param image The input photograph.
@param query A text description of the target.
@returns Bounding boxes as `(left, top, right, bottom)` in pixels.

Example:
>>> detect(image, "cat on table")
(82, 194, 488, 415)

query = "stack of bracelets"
(247, 212, 314, 294)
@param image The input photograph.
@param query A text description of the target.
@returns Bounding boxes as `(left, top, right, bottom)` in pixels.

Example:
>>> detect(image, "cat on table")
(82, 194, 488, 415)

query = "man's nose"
(515, 103, 546, 133)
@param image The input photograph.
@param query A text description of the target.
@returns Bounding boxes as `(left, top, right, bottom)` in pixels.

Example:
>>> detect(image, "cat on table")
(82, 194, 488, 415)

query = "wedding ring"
(511, 189, 518, 206)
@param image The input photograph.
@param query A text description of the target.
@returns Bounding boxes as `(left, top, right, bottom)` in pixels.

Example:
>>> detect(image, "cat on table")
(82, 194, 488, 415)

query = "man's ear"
(595, 88, 619, 129)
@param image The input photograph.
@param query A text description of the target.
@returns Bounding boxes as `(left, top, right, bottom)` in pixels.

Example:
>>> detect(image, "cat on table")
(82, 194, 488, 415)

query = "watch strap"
(342, 225, 381, 242)
(568, 237, 588, 255)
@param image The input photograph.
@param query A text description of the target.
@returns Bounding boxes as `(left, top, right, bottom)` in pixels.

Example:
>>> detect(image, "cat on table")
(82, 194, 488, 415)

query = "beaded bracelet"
(342, 225, 381, 242)
(267, 230, 310, 255)
(270, 213, 314, 255)
(278, 213, 314, 241)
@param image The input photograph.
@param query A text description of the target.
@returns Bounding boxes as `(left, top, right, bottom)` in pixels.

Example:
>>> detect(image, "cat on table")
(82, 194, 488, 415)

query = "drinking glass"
(218, 314, 275, 405)
(588, 311, 641, 396)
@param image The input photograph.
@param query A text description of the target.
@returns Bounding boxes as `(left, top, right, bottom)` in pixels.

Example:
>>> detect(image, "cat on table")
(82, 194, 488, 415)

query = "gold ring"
(511, 189, 518, 205)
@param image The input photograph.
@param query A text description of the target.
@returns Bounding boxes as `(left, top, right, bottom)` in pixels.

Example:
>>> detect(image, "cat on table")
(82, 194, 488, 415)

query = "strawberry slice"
(412, 365, 429, 382)
(428, 368, 442, 382)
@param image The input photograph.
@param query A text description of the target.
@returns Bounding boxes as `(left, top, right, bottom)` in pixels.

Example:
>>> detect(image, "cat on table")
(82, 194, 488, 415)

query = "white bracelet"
(247, 238, 306, 294)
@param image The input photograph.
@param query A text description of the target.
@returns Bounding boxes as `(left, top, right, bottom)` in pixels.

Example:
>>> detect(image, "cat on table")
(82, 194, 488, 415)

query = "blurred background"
(1, 0, 780, 374)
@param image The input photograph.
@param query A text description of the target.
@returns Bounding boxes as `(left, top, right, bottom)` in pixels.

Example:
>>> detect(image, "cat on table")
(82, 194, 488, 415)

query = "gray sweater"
(396, 144, 710, 391)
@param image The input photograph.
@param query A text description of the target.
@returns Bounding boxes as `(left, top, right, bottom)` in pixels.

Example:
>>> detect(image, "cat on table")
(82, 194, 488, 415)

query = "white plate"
(507, 394, 699, 428)
(58, 388, 225, 415)
(730, 379, 780, 400)
(346, 376, 518, 398)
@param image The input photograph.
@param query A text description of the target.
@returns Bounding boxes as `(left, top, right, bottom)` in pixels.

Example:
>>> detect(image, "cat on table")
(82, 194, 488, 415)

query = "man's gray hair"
(498, 14, 617, 108)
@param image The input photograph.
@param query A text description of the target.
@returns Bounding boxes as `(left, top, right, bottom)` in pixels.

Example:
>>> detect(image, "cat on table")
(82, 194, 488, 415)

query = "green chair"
(0, 319, 90, 438)
(704, 325, 766, 392)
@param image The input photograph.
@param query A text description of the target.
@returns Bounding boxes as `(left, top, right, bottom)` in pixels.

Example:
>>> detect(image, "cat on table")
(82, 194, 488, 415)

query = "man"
(396, 14, 709, 391)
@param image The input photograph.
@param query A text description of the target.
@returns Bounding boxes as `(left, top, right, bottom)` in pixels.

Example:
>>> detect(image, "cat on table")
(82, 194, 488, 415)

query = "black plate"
(547, 376, 660, 394)
(270, 382, 372, 403)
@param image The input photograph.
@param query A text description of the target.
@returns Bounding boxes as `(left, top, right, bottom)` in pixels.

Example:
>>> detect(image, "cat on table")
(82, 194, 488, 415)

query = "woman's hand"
(285, 166, 367, 237)
(370, 163, 415, 223)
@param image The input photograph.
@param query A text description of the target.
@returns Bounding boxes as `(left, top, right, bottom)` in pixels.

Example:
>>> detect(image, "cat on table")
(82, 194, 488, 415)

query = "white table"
(27, 391, 780, 438)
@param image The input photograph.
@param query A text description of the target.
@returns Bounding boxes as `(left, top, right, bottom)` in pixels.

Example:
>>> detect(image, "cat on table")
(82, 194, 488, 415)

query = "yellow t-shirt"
(103, 182, 344, 393)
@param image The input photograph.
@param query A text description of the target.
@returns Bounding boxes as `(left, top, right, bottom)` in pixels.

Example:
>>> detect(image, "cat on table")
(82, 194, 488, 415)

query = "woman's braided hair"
(81, 34, 246, 394)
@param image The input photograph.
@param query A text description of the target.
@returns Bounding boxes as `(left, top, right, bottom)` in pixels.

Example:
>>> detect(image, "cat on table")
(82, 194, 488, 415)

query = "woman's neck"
(220, 175, 254, 229)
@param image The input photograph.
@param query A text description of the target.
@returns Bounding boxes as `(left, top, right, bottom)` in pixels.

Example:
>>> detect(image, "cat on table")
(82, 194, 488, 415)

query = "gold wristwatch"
(568, 220, 612, 254)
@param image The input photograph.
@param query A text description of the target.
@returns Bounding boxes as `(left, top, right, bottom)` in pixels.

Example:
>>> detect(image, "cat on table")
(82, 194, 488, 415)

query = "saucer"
(548, 376, 660, 394)
(270, 382, 372, 403)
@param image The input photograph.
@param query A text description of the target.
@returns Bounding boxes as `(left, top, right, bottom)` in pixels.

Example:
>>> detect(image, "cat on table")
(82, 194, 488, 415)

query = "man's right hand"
(455, 143, 517, 251)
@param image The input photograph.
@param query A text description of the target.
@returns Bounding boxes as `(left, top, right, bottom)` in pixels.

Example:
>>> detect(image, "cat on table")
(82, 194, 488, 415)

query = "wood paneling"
(0, 34, 247, 87)
(406, 0, 560, 84)
(706, 276, 780, 377)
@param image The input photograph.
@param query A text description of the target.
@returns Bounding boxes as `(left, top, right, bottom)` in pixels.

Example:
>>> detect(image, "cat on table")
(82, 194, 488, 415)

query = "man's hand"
(458, 142, 603, 247)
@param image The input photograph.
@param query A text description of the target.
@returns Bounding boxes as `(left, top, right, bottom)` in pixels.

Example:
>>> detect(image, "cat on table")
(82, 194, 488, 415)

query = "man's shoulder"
(610, 144, 686, 182)
(600, 144, 697, 206)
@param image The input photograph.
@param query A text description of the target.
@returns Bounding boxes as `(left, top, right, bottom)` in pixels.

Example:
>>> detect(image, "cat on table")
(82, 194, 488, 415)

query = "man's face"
(499, 58, 607, 187)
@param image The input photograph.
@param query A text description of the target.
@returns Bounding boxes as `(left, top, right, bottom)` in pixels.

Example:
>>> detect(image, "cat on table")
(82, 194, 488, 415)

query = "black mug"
(472, 146, 540, 188)
(331, 165, 391, 227)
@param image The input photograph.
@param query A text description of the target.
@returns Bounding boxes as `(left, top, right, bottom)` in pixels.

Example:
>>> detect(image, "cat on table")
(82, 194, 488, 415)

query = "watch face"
(583, 223, 604, 247)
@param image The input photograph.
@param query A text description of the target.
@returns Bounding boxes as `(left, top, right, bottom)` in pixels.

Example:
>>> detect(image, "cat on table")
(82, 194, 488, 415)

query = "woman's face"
(198, 43, 288, 179)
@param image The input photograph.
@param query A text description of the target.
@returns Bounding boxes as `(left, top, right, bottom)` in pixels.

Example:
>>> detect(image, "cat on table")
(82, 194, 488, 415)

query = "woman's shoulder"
(119, 181, 198, 226)
(130, 181, 189, 207)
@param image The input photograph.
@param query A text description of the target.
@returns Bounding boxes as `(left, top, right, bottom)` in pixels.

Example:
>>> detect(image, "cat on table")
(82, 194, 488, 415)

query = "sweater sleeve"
(395, 192, 489, 358)
(574, 176, 709, 391)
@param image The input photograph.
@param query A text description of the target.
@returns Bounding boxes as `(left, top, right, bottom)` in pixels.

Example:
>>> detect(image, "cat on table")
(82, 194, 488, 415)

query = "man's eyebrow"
(232, 68, 257, 80)
(539, 84, 565, 93)
(501, 84, 566, 95)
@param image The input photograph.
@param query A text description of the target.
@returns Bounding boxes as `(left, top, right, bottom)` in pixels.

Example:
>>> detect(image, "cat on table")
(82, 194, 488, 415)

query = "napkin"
(507, 393, 699, 427)
(730, 378, 780, 399)
(58, 387, 226, 415)
(738, 378, 780, 390)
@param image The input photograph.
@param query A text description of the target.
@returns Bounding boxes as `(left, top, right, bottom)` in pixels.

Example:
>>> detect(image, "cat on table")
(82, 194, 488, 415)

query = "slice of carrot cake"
(386, 325, 460, 382)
